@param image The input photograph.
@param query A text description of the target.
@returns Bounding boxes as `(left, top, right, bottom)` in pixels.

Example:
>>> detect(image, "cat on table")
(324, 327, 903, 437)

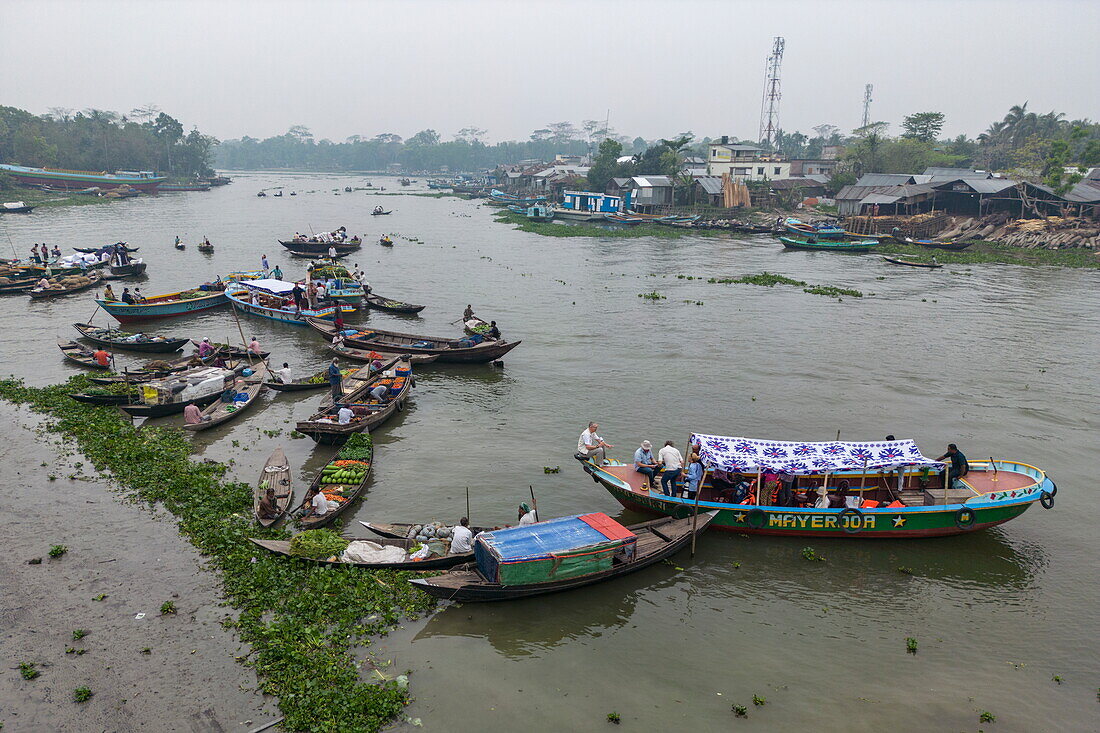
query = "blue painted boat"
(225, 281, 353, 325)
(97, 287, 228, 324)
(785, 217, 847, 239)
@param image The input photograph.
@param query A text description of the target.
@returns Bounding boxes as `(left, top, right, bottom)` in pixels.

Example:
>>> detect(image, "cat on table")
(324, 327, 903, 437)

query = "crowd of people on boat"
(102, 285, 146, 304)
(289, 227, 359, 244)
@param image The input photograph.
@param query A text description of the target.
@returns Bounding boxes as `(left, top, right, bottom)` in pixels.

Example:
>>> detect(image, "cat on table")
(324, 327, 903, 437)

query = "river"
(2, 173, 1097, 731)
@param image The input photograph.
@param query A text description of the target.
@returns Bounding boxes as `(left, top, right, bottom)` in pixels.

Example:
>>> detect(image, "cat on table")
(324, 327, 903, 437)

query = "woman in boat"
(683, 452, 704, 500)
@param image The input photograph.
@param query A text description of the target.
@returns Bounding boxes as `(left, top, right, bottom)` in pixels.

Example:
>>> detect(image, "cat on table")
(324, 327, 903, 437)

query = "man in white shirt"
(450, 518, 475, 554)
(277, 362, 294, 384)
(518, 502, 538, 525)
(328, 245, 337, 260)
(337, 405, 354, 425)
(577, 422, 614, 465)
(657, 440, 684, 496)
(311, 490, 336, 517)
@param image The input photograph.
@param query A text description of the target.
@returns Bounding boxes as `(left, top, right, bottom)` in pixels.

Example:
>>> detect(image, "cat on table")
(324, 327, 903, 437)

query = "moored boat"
(779, 236, 878, 252)
(183, 380, 265, 432)
(28, 271, 102, 298)
(882, 256, 943, 269)
(1, 201, 36, 214)
(97, 286, 228, 323)
(310, 319, 520, 363)
(409, 512, 717, 602)
(294, 356, 413, 445)
(327, 341, 440, 365)
(158, 183, 211, 192)
(295, 434, 374, 528)
(359, 520, 490, 539)
(225, 279, 354, 325)
(74, 322, 187, 352)
(255, 447, 293, 527)
(249, 533, 476, 571)
(58, 339, 112, 370)
(363, 292, 425, 313)
(580, 434, 1056, 538)
(784, 217, 847, 239)
(0, 164, 165, 192)
(119, 365, 240, 417)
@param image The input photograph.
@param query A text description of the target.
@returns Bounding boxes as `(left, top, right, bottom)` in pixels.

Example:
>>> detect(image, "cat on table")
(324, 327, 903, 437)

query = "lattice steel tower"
(861, 84, 874, 128)
(758, 36, 785, 148)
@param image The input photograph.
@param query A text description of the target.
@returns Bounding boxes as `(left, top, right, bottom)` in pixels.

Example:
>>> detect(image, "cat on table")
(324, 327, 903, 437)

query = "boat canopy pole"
(691, 469, 708, 557)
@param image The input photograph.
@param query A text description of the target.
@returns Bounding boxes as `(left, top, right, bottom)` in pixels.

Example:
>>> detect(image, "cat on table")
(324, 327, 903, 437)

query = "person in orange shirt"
(92, 348, 111, 367)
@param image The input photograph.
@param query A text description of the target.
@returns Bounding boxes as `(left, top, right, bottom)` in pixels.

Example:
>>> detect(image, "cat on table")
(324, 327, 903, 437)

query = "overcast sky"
(3, 0, 1098, 144)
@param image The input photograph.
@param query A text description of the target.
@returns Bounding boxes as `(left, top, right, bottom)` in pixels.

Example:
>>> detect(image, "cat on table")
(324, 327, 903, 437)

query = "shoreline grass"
(0, 374, 434, 732)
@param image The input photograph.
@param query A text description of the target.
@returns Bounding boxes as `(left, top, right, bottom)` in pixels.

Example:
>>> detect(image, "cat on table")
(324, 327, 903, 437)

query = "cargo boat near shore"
(581, 434, 1055, 538)
(0, 164, 165, 192)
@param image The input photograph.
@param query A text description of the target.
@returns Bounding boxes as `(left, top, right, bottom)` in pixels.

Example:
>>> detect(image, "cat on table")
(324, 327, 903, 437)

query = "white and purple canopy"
(689, 434, 945, 475)
(240, 278, 295, 296)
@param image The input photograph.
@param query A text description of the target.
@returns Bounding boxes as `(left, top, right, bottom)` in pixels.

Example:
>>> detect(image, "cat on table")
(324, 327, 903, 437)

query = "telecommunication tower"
(861, 84, 873, 128)
(758, 37, 785, 148)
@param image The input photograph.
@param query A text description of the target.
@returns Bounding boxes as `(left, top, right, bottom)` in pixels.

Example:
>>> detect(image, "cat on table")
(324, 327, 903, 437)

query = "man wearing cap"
(197, 337, 215, 359)
(634, 440, 659, 491)
(518, 502, 538, 525)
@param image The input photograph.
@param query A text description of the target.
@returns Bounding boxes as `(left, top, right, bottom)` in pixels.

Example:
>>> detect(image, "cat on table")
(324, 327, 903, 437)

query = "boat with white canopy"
(225, 278, 354, 325)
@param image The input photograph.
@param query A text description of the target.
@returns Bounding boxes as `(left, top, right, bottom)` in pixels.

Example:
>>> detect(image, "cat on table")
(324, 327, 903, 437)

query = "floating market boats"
(0, 276, 38, 294)
(308, 263, 364, 303)
(409, 512, 716, 602)
(255, 447, 292, 527)
(264, 365, 360, 392)
(249, 533, 475, 571)
(778, 236, 879, 252)
(881, 256, 943, 269)
(295, 356, 413, 445)
(58, 340, 112, 370)
(28, 271, 102, 298)
(327, 341, 440, 365)
(73, 322, 187, 352)
(182, 380, 265, 432)
(784, 217, 848, 239)
(363, 292, 425, 313)
(224, 279, 354, 325)
(188, 339, 270, 359)
(68, 385, 140, 405)
(309, 319, 521, 363)
(295, 434, 374, 528)
(119, 366, 240, 417)
(580, 434, 1056, 538)
(0, 164, 165, 192)
(359, 520, 489, 539)
(97, 286, 228, 323)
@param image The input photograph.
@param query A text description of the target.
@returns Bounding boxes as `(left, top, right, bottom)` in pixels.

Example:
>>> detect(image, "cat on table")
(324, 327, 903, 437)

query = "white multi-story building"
(706, 138, 792, 181)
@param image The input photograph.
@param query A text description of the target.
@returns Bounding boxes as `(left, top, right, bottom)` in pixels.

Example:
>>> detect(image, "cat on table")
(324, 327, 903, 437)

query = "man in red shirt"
(92, 349, 111, 367)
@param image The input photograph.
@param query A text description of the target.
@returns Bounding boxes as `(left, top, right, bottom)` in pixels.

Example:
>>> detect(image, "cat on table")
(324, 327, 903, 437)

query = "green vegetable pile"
(320, 462, 369, 487)
(289, 529, 350, 559)
(0, 373, 432, 732)
(338, 433, 373, 461)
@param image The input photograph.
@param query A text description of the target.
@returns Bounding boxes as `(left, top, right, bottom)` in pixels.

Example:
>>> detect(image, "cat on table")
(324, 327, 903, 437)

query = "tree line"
(0, 105, 218, 181)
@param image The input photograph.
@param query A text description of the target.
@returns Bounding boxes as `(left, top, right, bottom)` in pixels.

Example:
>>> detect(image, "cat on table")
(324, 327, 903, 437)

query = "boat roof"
(690, 434, 945, 475)
(240, 278, 296, 295)
(477, 513, 635, 561)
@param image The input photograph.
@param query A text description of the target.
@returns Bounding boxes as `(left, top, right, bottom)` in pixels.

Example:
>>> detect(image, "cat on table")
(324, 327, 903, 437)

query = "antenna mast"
(861, 84, 874, 128)
(758, 36, 785, 148)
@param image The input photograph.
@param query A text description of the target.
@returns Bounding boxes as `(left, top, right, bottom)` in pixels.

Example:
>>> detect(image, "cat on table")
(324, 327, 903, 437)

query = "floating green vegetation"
(906, 637, 918, 654)
(979, 710, 995, 723)
(0, 374, 434, 732)
(877, 241, 1099, 269)
(752, 694, 767, 706)
(160, 601, 177, 615)
(492, 210, 718, 239)
(800, 547, 825, 562)
(607, 712, 621, 724)
(638, 291, 666, 300)
(19, 662, 39, 680)
(48, 544, 68, 558)
(709, 272, 806, 287)
(802, 285, 863, 298)
(73, 687, 93, 703)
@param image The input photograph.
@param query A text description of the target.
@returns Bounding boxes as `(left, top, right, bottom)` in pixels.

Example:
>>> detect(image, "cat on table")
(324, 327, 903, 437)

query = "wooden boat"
(68, 389, 138, 405)
(73, 245, 139, 254)
(102, 261, 148, 279)
(74, 322, 187, 353)
(1, 201, 35, 214)
(182, 381, 265, 432)
(603, 213, 646, 225)
(87, 353, 242, 385)
(779, 236, 878, 252)
(248, 535, 475, 571)
(310, 319, 521, 363)
(264, 365, 360, 392)
(255, 447, 293, 527)
(197, 243, 214, 253)
(328, 341, 440, 365)
(882, 256, 943, 269)
(378, 236, 394, 247)
(409, 513, 717, 602)
(295, 356, 414, 445)
(224, 283, 353, 325)
(0, 164, 164, 192)
(359, 520, 488, 539)
(278, 239, 361, 252)
(119, 366, 239, 418)
(363, 292, 425, 313)
(371, 210, 392, 216)
(0, 277, 37, 294)
(896, 235, 972, 251)
(784, 217, 847, 239)
(580, 433, 1057, 539)
(188, 340, 271, 359)
(97, 287, 228, 324)
(158, 183, 211, 192)
(315, 363, 394, 410)
(58, 340, 112, 370)
(28, 271, 102, 298)
(462, 315, 495, 338)
(287, 248, 351, 260)
(295, 437, 374, 528)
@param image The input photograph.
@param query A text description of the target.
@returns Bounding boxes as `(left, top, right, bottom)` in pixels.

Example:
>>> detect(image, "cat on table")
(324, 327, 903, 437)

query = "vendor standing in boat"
(327, 358, 343, 400)
(936, 444, 969, 489)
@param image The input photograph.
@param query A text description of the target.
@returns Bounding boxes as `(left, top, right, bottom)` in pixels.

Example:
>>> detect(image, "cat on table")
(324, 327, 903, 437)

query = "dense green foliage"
(0, 105, 217, 180)
(289, 530, 350, 559)
(0, 375, 434, 732)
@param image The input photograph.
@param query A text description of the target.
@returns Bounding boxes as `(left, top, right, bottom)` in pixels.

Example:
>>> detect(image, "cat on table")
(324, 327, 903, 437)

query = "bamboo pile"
(721, 173, 751, 208)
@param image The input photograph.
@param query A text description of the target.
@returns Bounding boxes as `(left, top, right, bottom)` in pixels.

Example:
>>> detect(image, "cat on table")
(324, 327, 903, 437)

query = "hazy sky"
(3, 0, 1098, 144)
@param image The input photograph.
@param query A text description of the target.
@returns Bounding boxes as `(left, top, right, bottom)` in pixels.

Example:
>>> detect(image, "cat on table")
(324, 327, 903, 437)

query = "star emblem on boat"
(892, 515, 906, 527)
(733, 512, 747, 523)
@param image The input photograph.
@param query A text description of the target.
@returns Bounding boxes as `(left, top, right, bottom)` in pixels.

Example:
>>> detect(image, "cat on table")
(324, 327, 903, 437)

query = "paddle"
(529, 485, 538, 522)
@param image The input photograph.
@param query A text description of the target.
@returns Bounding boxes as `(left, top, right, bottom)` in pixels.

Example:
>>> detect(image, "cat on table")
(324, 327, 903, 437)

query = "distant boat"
(882, 256, 943, 269)
(1, 201, 35, 214)
(508, 203, 555, 222)
(0, 164, 164, 192)
(158, 183, 211, 192)
(779, 236, 879, 252)
(784, 217, 847, 239)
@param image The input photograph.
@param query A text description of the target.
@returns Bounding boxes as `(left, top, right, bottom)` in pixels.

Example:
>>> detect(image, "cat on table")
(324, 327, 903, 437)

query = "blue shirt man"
(633, 441, 659, 490)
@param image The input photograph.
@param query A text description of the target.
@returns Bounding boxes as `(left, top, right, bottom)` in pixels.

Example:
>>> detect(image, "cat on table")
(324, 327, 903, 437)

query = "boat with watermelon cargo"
(294, 433, 374, 529)
(409, 512, 717, 602)
(580, 434, 1056, 539)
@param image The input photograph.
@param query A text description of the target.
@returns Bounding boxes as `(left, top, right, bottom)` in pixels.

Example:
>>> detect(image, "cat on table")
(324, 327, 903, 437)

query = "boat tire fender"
(396, 399, 403, 411)
(1047, 480, 1057, 498)
(839, 507, 863, 533)
(1040, 490, 1055, 509)
(954, 506, 977, 528)
(745, 508, 767, 529)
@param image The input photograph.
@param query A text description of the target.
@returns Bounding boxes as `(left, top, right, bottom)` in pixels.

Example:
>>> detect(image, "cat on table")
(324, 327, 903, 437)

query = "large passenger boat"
(0, 164, 165, 192)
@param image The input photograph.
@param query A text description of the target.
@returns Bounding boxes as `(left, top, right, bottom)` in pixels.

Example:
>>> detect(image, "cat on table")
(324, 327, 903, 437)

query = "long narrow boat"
(264, 365, 359, 392)
(363, 292, 425, 314)
(102, 261, 148, 279)
(409, 513, 717, 602)
(182, 381, 265, 432)
(255, 447, 293, 527)
(188, 340, 271, 359)
(779, 236, 878, 252)
(328, 342, 440, 365)
(317, 364, 389, 410)
(58, 340, 112, 370)
(68, 385, 140, 405)
(0, 277, 37, 294)
(28, 272, 102, 299)
(119, 366, 239, 418)
(87, 351, 231, 384)
(73, 322, 187, 352)
(295, 435, 374, 528)
(894, 235, 972, 251)
(0, 164, 165, 192)
(359, 520, 489, 539)
(248, 535, 474, 571)
(308, 318, 520, 363)
(295, 356, 413, 445)
(74, 245, 139, 254)
(225, 280, 354, 325)
(278, 239, 361, 252)
(580, 434, 1056, 538)
(97, 287, 228, 324)
(881, 256, 943, 269)
(784, 217, 847, 239)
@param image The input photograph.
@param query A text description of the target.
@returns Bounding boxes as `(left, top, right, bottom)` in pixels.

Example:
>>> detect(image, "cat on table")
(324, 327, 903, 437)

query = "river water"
(1, 173, 1097, 731)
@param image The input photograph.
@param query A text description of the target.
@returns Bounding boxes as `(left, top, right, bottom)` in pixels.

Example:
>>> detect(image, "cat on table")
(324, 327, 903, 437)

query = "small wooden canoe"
(295, 443, 374, 529)
(74, 245, 139, 254)
(248, 536, 473, 571)
(189, 340, 271, 359)
(409, 513, 717, 602)
(779, 236, 878, 252)
(360, 520, 489, 540)
(310, 318, 520, 364)
(74, 322, 188, 353)
(371, 210, 393, 216)
(363, 292, 425, 314)
(29, 272, 102, 299)
(58, 340, 112, 370)
(882, 256, 943, 269)
(328, 341, 440, 365)
(897, 235, 972, 251)
(183, 381, 265, 432)
(68, 390, 137, 405)
(255, 447, 292, 527)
